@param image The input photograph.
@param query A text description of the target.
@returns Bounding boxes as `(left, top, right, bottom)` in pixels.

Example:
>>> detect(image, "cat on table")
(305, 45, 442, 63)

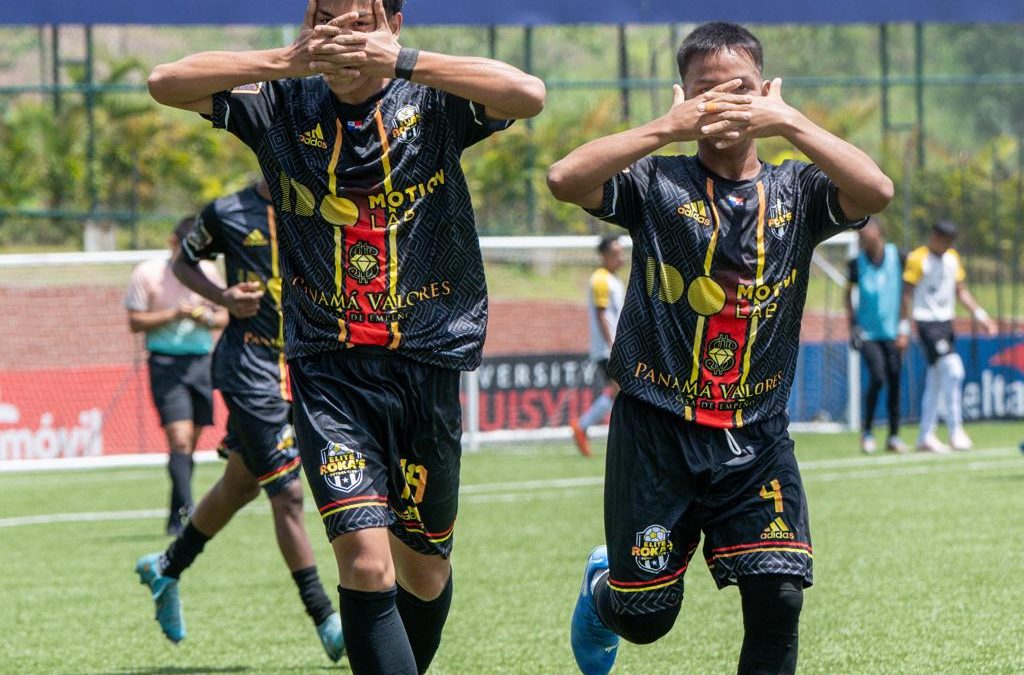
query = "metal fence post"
(847, 236, 862, 432)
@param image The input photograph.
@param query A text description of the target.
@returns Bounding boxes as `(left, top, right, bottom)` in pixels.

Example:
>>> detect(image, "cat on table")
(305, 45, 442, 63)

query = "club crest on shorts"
(319, 442, 366, 493)
(632, 524, 673, 574)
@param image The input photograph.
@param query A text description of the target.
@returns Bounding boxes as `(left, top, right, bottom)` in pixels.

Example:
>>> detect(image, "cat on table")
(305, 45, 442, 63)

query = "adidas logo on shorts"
(760, 517, 795, 540)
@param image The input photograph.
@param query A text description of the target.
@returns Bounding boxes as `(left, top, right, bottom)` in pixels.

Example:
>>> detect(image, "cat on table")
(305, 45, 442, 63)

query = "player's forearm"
(128, 309, 177, 333)
(901, 285, 914, 323)
(783, 113, 894, 219)
(172, 257, 228, 309)
(148, 48, 300, 108)
(957, 286, 983, 315)
(409, 52, 545, 120)
(547, 119, 673, 206)
(599, 314, 615, 347)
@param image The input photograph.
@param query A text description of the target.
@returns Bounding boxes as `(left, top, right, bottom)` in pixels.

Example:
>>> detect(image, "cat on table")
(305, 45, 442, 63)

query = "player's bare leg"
(332, 528, 417, 674)
(391, 533, 454, 674)
(189, 452, 261, 535)
(270, 479, 317, 571)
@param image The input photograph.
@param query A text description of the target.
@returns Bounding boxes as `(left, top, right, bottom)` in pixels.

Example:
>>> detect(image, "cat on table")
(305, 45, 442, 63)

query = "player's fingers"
(327, 11, 361, 28)
(310, 42, 366, 56)
(697, 101, 750, 114)
(238, 281, 262, 292)
(700, 120, 738, 136)
(708, 78, 743, 94)
(373, 0, 391, 32)
(770, 77, 783, 98)
(707, 110, 752, 123)
(700, 93, 752, 105)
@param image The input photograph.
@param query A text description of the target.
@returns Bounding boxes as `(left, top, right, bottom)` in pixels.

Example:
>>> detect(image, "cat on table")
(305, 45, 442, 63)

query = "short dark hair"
(598, 235, 620, 255)
(676, 22, 763, 82)
(173, 215, 196, 241)
(384, 0, 405, 15)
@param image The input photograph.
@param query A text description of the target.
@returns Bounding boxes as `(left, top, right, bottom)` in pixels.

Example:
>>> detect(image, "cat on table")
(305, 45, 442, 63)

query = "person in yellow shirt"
(902, 221, 997, 452)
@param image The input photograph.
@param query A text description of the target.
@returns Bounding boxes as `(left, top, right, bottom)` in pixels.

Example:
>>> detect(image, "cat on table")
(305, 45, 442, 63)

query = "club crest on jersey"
(319, 442, 366, 493)
(391, 105, 422, 144)
(704, 333, 739, 376)
(633, 524, 673, 574)
(767, 197, 794, 239)
(347, 241, 381, 285)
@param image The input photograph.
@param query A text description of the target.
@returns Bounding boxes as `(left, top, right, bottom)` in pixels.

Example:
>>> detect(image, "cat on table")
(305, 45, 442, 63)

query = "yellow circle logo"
(688, 276, 726, 316)
(320, 195, 360, 227)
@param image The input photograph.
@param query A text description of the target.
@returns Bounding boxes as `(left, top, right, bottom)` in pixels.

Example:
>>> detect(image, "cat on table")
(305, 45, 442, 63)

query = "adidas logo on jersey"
(677, 200, 711, 227)
(299, 123, 328, 149)
(243, 229, 269, 247)
(760, 517, 795, 540)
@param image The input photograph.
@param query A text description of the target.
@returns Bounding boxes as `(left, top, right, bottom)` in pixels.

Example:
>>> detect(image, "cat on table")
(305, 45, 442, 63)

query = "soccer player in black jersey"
(134, 181, 344, 661)
(548, 22, 893, 675)
(147, 2, 544, 673)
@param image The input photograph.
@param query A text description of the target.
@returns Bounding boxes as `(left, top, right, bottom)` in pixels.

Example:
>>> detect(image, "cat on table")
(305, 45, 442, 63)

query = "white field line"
(0, 451, 1019, 530)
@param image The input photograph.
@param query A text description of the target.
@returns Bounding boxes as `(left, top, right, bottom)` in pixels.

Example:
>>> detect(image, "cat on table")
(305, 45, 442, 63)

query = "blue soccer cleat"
(135, 552, 185, 643)
(316, 612, 345, 662)
(571, 545, 619, 675)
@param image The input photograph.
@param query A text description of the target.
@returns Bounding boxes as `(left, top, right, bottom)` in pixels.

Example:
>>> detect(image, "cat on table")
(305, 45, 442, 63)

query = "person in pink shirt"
(125, 217, 228, 535)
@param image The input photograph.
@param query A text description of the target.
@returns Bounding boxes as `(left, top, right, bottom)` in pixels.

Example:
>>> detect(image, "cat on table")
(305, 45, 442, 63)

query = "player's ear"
(390, 10, 403, 36)
(761, 79, 771, 96)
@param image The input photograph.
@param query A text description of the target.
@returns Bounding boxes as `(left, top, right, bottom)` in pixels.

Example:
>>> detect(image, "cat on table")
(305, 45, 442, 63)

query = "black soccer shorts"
(604, 393, 812, 616)
(218, 393, 301, 498)
(916, 320, 956, 365)
(289, 348, 462, 558)
(147, 353, 214, 427)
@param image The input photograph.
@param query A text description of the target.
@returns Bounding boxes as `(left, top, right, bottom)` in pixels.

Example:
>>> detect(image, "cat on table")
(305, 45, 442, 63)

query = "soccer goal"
(0, 233, 858, 468)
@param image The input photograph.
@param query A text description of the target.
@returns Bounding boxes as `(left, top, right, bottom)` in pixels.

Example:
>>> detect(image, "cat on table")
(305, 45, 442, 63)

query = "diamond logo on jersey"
(298, 123, 329, 149)
(704, 333, 739, 376)
(347, 241, 381, 285)
(632, 524, 673, 574)
(677, 200, 712, 228)
(768, 197, 794, 239)
(242, 229, 269, 247)
(319, 442, 366, 493)
(761, 517, 795, 541)
(391, 105, 422, 144)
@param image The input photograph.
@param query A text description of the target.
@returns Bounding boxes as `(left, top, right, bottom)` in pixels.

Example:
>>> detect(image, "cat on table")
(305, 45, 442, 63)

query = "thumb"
(240, 281, 263, 293)
(671, 84, 685, 109)
(770, 77, 783, 98)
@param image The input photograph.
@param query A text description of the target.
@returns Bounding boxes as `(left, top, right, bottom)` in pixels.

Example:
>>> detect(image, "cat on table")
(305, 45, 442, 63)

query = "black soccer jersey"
(181, 186, 289, 397)
(206, 77, 511, 371)
(589, 155, 866, 429)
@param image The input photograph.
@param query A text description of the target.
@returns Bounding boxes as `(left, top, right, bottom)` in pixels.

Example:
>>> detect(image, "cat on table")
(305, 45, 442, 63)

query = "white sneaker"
(886, 436, 909, 454)
(917, 433, 952, 454)
(860, 433, 877, 454)
(949, 428, 973, 451)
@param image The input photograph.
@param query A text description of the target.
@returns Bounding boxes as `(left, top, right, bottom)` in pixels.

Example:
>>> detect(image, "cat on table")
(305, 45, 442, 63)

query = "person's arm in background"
(957, 282, 998, 336)
(895, 251, 912, 352)
(128, 305, 193, 334)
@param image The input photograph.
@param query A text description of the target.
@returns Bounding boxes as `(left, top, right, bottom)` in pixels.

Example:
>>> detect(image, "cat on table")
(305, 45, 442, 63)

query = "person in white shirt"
(571, 235, 626, 457)
(901, 220, 997, 452)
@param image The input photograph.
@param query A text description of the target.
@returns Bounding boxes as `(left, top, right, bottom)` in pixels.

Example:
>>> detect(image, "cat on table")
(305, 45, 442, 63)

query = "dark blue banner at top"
(2, 0, 1022, 26)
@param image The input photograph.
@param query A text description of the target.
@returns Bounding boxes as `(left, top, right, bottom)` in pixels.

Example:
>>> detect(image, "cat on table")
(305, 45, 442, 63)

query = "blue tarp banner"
(2, 0, 1022, 26)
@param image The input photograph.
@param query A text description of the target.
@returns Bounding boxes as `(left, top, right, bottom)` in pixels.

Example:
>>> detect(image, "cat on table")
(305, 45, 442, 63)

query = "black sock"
(160, 522, 211, 580)
(396, 575, 453, 674)
(338, 585, 417, 675)
(167, 453, 194, 515)
(737, 575, 803, 675)
(291, 566, 335, 626)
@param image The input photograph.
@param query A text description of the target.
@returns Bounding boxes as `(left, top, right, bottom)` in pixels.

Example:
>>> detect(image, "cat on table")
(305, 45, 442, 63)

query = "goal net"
(0, 235, 857, 468)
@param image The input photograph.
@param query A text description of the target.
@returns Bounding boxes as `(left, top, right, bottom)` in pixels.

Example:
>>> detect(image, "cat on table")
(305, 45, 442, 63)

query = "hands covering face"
(296, 0, 402, 85)
(664, 77, 797, 148)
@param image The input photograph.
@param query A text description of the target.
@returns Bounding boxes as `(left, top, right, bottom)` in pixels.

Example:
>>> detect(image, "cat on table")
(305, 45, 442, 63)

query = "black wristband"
(395, 47, 420, 81)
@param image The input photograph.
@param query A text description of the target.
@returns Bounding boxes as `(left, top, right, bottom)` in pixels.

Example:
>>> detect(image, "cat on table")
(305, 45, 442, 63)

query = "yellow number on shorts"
(759, 479, 784, 513)
(400, 460, 429, 505)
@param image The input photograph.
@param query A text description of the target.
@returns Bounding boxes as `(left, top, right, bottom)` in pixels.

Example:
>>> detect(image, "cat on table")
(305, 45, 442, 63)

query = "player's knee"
(608, 606, 680, 645)
(739, 575, 803, 634)
(942, 354, 965, 382)
(269, 480, 304, 515)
